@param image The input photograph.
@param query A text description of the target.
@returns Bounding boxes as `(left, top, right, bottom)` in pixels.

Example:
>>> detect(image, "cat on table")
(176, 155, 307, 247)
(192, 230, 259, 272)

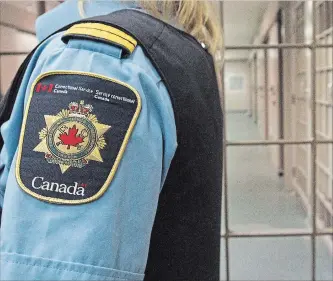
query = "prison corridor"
(220, 112, 333, 281)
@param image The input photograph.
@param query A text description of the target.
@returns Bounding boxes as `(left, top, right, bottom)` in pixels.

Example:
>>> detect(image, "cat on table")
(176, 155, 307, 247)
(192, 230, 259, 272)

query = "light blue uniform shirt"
(0, 0, 177, 279)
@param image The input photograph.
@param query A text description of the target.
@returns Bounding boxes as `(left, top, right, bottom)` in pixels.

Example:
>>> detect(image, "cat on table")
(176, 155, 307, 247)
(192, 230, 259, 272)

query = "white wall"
(0, 2, 38, 95)
(224, 60, 250, 112)
(0, 26, 38, 94)
(0, 1, 59, 95)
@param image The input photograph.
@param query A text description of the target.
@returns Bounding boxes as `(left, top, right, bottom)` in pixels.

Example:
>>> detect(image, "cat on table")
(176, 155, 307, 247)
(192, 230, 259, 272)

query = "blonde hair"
(78, 0, 223, 55)
(139, 1, 222, 55)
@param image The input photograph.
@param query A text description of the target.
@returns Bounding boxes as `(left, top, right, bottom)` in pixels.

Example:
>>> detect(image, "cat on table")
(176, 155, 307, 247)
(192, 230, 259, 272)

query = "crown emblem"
(34, 99, 111, 174)
(69, 100, 93, 116)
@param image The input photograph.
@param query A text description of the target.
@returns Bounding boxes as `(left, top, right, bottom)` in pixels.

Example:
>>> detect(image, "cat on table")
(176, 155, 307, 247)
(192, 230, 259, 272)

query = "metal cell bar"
(220, 2, 230, 281)
(221, 230, 333, 238)
(0, 52, 30, 56)
(0, 22, 36, 36)
(264, 45, 269, 139)
(310, 2, 317, 281)
(221, 2, 333, 280)
(331, 0, 333, 213)
(225, 43, 333, 50)
(226, 44, 311, 50)
(222, 75, 230, 281)
(278, 10, 285, 176)
(227, 139, 333, 146)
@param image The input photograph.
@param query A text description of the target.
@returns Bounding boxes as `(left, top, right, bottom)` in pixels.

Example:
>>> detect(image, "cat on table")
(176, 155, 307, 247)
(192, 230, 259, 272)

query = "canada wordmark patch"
(16, 71, 141, 204)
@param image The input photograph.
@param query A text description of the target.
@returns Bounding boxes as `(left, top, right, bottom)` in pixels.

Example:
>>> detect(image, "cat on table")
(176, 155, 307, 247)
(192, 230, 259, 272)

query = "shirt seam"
(3, 259, 142, 280)
(148, 24, 165, 49)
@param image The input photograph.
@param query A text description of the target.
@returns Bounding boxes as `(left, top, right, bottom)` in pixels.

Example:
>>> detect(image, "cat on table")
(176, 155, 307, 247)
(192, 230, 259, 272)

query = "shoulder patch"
(16, 71, 141, 204)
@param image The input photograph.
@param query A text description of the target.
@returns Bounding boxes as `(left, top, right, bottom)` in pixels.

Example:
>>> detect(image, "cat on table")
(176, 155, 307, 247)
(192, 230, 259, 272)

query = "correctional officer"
(0, 1, 223, 280)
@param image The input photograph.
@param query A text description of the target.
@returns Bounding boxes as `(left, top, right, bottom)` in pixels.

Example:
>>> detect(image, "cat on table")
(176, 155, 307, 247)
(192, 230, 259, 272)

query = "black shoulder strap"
(83, 9, 167, 49)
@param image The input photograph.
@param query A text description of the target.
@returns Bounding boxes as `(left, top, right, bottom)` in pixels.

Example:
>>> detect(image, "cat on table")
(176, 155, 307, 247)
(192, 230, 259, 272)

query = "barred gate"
(221, 1, 333, 280)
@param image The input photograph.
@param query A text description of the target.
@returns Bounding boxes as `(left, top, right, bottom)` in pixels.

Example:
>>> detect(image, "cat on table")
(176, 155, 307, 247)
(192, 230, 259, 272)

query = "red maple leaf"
(58, 125, 84, 149)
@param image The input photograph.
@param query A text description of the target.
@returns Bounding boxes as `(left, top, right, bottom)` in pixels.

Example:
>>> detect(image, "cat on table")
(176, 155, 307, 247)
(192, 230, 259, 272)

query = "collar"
(35, 0, 138, 41)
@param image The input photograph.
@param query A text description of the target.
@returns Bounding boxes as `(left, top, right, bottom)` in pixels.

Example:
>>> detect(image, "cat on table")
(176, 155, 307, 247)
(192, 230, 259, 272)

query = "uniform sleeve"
(0, 38, 177, 279)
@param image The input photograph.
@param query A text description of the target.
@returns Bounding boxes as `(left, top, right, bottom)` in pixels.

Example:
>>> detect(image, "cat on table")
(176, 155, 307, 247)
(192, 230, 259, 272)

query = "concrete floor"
(220, 112, 333, 281)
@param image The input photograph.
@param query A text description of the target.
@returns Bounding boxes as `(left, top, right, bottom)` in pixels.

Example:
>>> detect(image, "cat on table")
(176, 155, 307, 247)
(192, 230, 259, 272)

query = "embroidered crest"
(16, 71, 141, 204)
(34, 100, 110, 174)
